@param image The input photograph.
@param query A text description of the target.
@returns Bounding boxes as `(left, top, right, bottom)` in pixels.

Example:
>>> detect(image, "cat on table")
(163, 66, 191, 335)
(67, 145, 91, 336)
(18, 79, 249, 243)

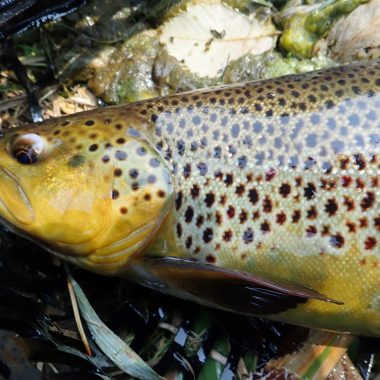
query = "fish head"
(0, 109, 174, 274)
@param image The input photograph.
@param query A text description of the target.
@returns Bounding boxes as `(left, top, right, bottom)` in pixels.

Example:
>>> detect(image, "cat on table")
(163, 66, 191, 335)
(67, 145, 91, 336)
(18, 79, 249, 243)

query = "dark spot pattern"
(325, 198, 339, 217)
(114, 168, 122, 177)
(203, 228, 213, 243)
(85, 120, 94, 126)
(361, 192, 375, 211)
(330, 234, 344, 248)
(279, 183, 291, 198)
(304, 183, 316, 200)
(204, 193, 215, 208)
(248, 188, 259, 205)
(123, 60, 380, 269)
(184, 206, 194, 223)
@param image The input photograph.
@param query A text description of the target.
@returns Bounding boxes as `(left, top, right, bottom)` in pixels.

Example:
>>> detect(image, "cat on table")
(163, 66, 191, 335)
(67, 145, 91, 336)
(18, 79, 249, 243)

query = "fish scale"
(139, 61, 380, 264)
(0, 61, 379, 335)
(135, 60, 380, 334)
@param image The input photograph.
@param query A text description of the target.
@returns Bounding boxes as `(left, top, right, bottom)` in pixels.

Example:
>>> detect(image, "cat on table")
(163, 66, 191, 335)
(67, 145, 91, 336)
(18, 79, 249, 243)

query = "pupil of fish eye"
(15, 150, 37, 164)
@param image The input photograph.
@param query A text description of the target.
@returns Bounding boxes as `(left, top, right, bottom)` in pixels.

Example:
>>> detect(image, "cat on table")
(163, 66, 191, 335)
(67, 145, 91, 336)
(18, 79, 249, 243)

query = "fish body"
(0, 61, 380, 335)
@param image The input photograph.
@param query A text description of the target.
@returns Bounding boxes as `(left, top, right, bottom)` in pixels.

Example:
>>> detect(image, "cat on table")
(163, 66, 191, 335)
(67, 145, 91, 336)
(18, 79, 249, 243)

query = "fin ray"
(130, 257, 342, 315)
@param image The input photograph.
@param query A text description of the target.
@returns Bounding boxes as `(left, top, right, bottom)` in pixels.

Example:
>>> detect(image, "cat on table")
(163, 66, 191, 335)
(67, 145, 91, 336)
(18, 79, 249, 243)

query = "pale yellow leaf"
(159, 1, 277, 78)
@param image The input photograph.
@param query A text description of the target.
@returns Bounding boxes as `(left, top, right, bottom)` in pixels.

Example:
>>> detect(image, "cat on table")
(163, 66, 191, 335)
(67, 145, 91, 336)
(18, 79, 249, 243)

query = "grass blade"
(68, 274, 164, 380)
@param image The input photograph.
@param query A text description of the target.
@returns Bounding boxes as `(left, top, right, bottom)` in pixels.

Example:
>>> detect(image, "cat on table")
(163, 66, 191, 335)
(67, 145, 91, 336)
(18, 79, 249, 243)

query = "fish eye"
(10, 133, 44, 165)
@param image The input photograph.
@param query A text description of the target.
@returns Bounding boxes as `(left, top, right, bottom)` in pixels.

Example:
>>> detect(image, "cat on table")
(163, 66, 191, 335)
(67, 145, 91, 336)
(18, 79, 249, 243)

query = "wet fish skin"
(0, 61, 379, 335)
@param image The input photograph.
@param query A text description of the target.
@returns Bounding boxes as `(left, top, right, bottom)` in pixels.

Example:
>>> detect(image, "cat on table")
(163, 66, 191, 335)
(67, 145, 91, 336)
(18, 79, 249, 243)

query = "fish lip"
(0, 164, 35, 225)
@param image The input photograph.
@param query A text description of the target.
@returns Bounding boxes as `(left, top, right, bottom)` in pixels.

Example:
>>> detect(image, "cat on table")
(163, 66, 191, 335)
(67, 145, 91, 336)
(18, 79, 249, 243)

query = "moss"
(263, 54, 336, 78)
(222, 51, 336, 82)
(222, 52, 279, 83)
(88, 32, 161, 104)
(280, 0, 368, 58)
(223, 0, 272, 13)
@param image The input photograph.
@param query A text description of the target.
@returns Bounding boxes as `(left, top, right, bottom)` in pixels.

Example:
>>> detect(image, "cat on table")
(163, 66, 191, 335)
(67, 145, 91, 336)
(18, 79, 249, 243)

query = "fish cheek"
(81, 139, 175, 274)
(25, 155, 114, 248)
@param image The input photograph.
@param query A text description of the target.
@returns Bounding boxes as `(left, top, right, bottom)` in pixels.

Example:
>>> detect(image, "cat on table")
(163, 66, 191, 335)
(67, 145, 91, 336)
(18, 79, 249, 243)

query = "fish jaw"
(0, 110, 174, 273)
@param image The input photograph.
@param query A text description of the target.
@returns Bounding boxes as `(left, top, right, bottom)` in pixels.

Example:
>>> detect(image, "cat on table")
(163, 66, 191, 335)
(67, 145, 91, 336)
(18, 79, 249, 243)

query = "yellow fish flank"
(0, 60, 379, 336)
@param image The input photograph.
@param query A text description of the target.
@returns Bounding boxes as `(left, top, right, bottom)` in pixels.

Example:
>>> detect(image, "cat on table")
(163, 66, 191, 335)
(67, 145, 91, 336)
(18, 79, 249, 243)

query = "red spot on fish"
(356, 178, 365, 189)
(292, 210, 301, 223)
(246, 172, 253, 182)
(359, 217, 368, 228)
(321, 225, 330, 236)
(374, 216, 380, 232)
(261, 221, 271, 233)
(263, 196, 272, 213)
(227, 206, 235, 218)
(252, 211, 260, 220)
(341, 176, 352, 187)
(223, 230, 233, 242)
(306, 225, 317, 236)
(276, 212, 286, 225)
(365, 236, 377, 250)
(307, 206, 318, 220)
(346, 221, 356, 233)
(343, 196, 355, 211)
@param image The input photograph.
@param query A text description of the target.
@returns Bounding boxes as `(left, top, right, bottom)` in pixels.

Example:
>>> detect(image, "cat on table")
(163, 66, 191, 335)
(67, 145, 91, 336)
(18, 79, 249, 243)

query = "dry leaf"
(318, 0, 380, 62)
(159, 1, 277, 78)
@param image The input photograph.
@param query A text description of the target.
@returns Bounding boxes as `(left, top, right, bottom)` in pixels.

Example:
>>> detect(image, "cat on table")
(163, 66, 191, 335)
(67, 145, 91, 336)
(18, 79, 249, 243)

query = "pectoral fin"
(129, 257, 342, 315)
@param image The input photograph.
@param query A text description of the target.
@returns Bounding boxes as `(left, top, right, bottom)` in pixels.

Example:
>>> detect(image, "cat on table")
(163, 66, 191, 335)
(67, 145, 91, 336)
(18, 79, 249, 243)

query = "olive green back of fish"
(127, 60, 380, 335)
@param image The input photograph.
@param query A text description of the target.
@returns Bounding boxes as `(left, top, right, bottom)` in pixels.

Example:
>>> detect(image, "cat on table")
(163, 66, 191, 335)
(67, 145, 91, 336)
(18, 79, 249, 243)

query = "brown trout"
(0, 60, 379, 336)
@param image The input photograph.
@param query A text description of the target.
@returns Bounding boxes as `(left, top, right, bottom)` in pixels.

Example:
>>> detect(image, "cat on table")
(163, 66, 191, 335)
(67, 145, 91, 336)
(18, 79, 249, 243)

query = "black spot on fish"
(203, 228, 213, 243)
(304, 183, 316, 200)
(184, 206, 194, 223)
(204, 193, 215, 208)
(85, 120, 94, 126)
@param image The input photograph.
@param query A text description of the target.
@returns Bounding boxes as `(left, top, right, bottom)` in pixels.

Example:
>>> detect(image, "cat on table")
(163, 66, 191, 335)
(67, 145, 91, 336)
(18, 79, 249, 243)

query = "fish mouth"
(0, 165, 35, 225)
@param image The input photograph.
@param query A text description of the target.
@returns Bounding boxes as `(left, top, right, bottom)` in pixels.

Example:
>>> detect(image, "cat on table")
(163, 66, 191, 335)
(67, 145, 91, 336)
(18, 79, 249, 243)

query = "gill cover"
(0, 111, 174, 275)
(79, 120, 174, 274)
